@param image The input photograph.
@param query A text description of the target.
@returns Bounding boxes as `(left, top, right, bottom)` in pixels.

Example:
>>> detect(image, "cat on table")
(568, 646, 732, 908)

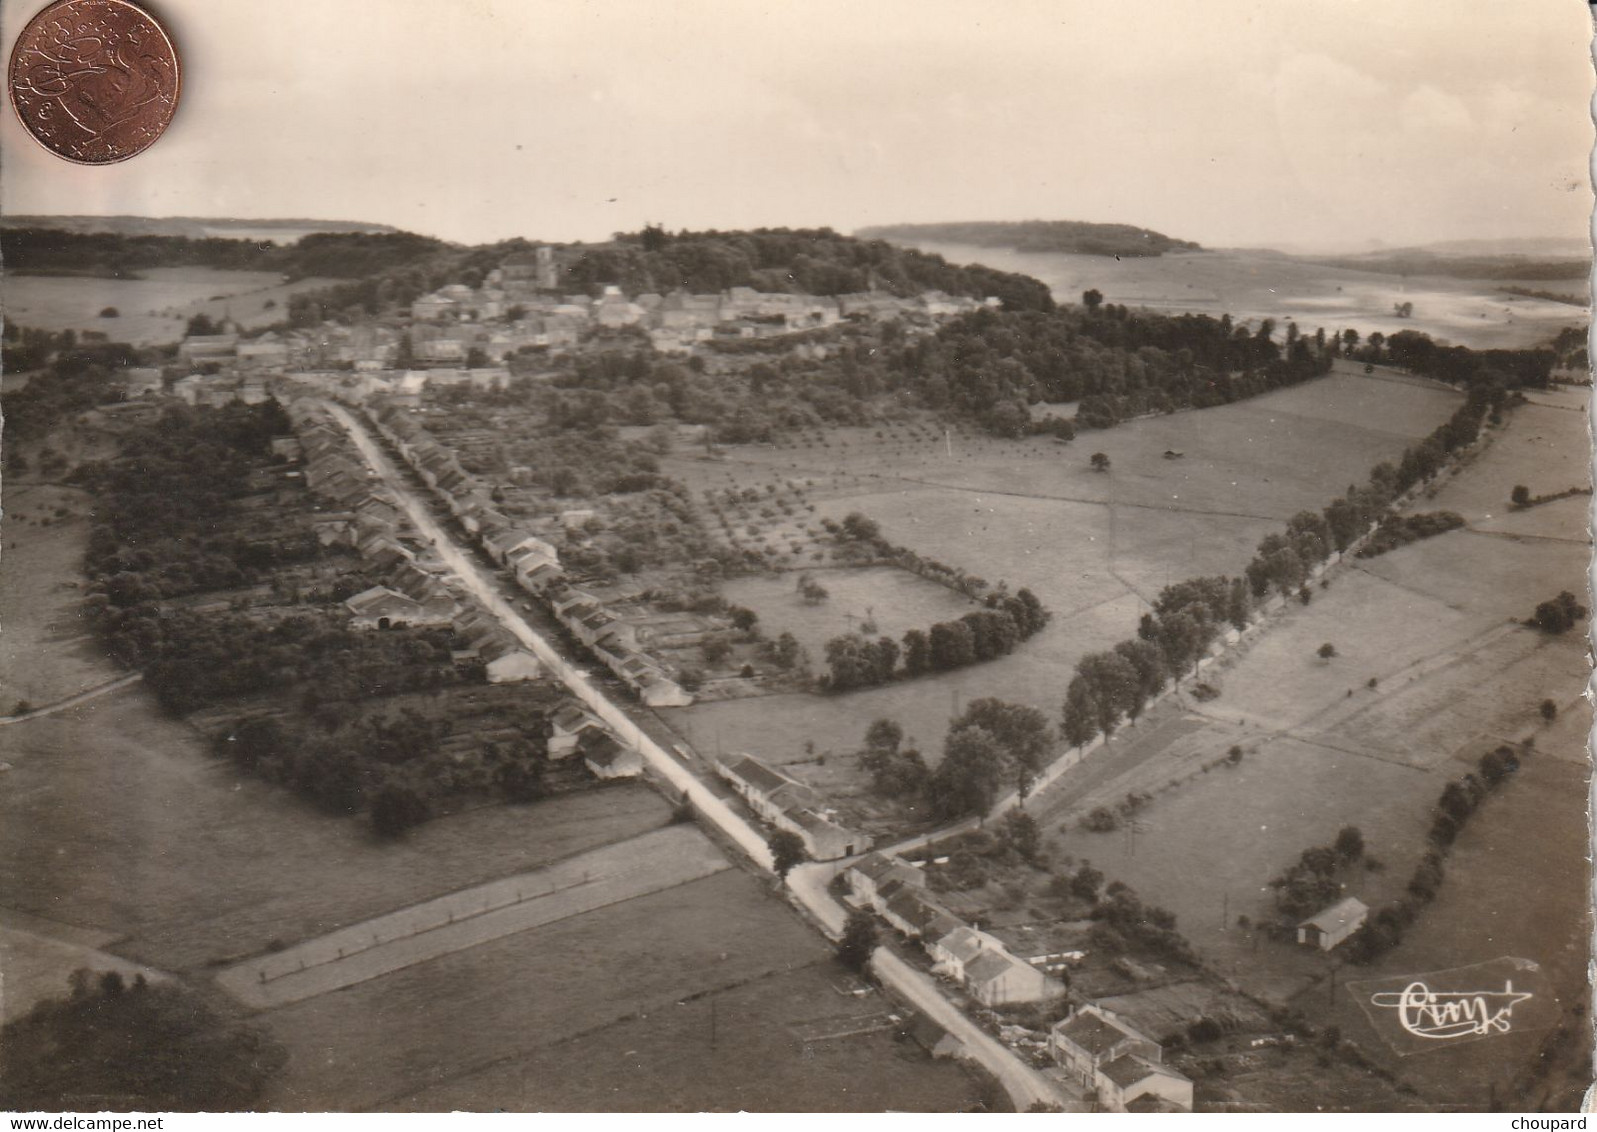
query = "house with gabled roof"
(846, 853, 927, 909)
(883, 889, 950, 940)
(581, 731, 643, 779)
(1050, 1006, 1162, 1091)
(473, 628, 542, 684)
(1297, 896, 1368, 951)
(964, 949, 1057, 1007)
(345, 585, 454, 631)
(548, 702, 606, 759)
(715, 753, 870, 860)
(1096, 1054, 1192, 1113)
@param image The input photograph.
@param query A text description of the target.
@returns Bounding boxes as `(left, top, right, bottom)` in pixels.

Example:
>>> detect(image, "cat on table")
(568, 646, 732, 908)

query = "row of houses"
(409, 278, 996, 354)
(292, 396, 650, 783)
(845, 853, 1058, 1008)
(364, 401, 692, 707)
(714, 753, 872, 862)
(843, 850, 1193, 1111)
(291, 399, 546, 686)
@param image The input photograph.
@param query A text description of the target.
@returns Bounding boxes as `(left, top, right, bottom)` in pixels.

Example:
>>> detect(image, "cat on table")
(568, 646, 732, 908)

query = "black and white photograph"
(0, 0, 1592, 1115)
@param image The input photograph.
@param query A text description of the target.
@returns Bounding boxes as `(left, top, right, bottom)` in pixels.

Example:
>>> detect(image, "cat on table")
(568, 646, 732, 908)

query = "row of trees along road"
(1063, 339, 1544, 752)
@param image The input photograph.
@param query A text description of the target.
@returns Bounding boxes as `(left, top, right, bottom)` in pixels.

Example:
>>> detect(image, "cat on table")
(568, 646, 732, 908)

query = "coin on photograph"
(8, 0, 181, 165)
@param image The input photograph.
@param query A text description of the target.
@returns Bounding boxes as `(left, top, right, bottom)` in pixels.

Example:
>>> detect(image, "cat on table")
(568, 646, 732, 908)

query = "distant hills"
(1283, 241, 1589, 283)
(856, 220, 1203, 258)
(0, 215, 400, 242)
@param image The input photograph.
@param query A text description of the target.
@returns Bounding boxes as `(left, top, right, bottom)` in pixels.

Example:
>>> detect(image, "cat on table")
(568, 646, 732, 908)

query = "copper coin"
(8, 0, 180, 165)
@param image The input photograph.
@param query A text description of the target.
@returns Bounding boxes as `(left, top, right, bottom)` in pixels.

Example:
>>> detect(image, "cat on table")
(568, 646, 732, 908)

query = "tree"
(1070, 864, 1104, 902)
(1061, 675, 1101, 747)
(901, 627, 930, 677)
(769, 830, 806, 878)
(840, 512, 881, 541)
(1511, 484, 1531, 507)
(952, 699, 1052, 784)
(999, 810, 1042, 864)
(927, 620, 976, 671)
(1530, 591, 1587, 634)
(865, 718, 903, 754)
(465, 346, 491, 369)
(99, 306, 120, 318)
(928, 725, 1005, 819)
(1317, 642, 1337, 660)
(798, 574, 829, 604)
(837, 909, 879, 971)
(1540, 699, 1558, 723)
(728, 606, 759, 633)
(1090, 451, 1111, 473)
(1082, 288, 1104, 312)
(1334, 825, 1365, 862)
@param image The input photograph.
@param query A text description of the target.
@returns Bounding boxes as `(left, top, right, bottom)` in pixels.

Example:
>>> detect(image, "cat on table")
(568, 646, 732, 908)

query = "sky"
(2, 0, 1592, 251)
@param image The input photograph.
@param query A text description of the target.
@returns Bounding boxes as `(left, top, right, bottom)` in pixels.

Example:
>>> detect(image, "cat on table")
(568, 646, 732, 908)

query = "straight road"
(0, 672, 143, 727)
(327, 403, 772, 869)
(326, 402, 1064, 1111)
(217, 825, 727, 1009)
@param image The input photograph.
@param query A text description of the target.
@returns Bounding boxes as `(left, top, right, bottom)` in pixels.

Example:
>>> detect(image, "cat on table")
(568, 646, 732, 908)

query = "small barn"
(1297, 896, 1369, 951)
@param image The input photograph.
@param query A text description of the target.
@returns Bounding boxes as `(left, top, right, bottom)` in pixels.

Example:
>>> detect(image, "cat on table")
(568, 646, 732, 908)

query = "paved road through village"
(325, 402, 1065, 1112)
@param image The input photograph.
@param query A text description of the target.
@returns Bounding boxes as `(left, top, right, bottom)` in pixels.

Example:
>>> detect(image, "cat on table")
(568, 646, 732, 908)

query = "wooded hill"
(558, 227, 1057, 309)
(0, 228, 447, 280)
(856, 220, 1202, 257)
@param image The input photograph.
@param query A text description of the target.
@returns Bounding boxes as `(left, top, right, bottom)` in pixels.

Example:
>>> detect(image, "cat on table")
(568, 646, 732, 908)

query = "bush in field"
(1528, 590, 1587, 634)
(1082, 806, 1119, 833)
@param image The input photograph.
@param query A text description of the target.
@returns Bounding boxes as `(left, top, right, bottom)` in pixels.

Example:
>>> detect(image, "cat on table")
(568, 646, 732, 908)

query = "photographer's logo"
(1368, 979, 1532, 1041)
(1348, 957, 1556, 1055)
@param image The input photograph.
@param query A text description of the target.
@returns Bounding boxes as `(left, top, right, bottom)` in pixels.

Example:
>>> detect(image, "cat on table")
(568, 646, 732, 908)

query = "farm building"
(965, 950, 1055, 1007)
(903, 1014, 966, 1061)
(581, 732, 643, 780)
(715, 754, 872, 860)
(1050, 1004, 1189, 1111)
(476, 633, 542, 684)
(845, 853, 927, 908)
(1097, 1056, 1193, 1114)
(1296, 896, 1369, 951)
(344, 585, 454, 630)
(547, 702, 607, 759)
(1050, 1006, 1160, 1088)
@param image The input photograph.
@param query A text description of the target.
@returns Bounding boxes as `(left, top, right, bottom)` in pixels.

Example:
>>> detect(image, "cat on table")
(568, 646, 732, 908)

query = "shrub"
(1082, 806, 1120, 833)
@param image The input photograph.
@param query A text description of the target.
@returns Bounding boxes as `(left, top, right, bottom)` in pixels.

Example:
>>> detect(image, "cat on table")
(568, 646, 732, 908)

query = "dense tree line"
(559, 227, 1056, 311)
(75, 400, 317, 605)
(216, 706, 551, 834)
(886, 305, 1332, 436)
(1, 227, 445, 280)
(821, 587, 1049, 691)
(1062, 576, 1249, 746)
(0, 969, 284, 1111)
(1344, 744, 1526, 964)
(1354, 511, 1466, 559)
(2, 338, 140, 447)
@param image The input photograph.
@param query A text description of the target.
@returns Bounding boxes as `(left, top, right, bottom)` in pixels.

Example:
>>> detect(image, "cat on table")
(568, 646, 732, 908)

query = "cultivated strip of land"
(216, 825, 728, 1010)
